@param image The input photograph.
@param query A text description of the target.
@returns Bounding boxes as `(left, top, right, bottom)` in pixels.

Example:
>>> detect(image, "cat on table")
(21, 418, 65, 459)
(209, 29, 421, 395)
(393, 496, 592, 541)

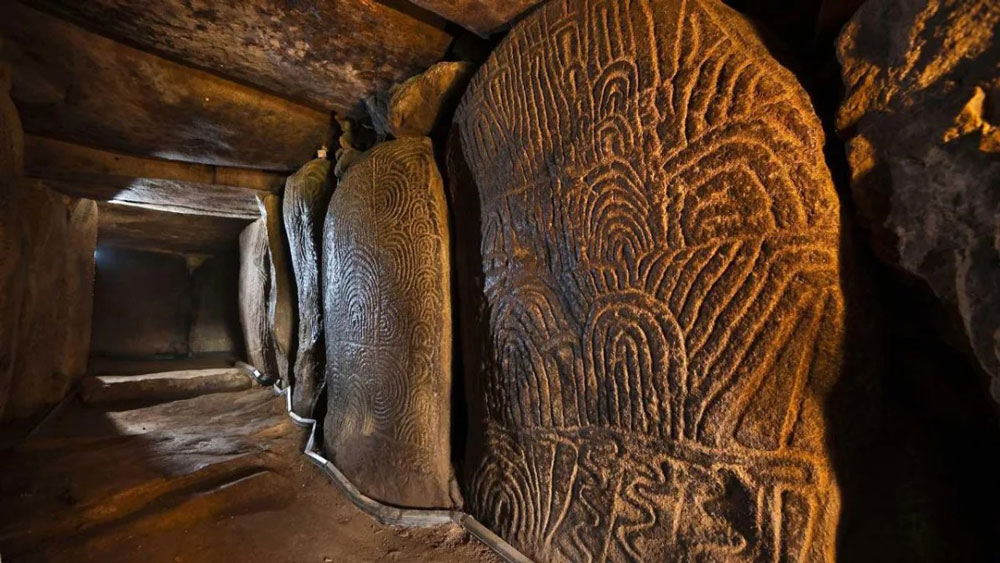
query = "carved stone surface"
(239, 219, 277, 379)
(451, 0, 846, 560)
(323, 138, 458, 508)
(0, 180, 97, 421)
(0, 3, 331, 170)
(259, 194, 295, 388)
(31, 0, 453, 116)
(283, 159, 333, 415)
(837, 0, 1000, 405)
(409, 0, 544, 36)
(367, 62, 475, 139)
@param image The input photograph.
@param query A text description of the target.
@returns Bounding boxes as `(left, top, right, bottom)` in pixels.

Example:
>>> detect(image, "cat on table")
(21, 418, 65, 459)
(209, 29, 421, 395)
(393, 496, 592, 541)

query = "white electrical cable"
(244, 371, 533, 563)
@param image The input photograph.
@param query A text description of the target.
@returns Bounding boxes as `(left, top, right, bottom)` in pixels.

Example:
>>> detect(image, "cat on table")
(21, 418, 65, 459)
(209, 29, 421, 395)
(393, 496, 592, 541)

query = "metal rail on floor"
(234, 364, 533, 563)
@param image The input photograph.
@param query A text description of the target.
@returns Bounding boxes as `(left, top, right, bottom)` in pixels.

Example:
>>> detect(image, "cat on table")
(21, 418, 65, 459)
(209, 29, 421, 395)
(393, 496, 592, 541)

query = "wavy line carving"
(451, 0, 845, 560)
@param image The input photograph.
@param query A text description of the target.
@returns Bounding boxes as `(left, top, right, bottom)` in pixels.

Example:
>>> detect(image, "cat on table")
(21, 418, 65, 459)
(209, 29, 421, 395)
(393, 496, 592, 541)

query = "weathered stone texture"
(837, 0, 1000, 404)
(259, 194, 295, 388)
(451, 0, 846, 560)
(367, 62, 475, 139)
(31, 0, 453, 116)
(0, 63, 22, 175)
(97, 202, 249, 256)
(0, 180, 97, 421)
(283, 159, 333, 415)
(409, 0, 544, 36)
(80, 369, 252, 407)
(323, 138, 458, 508)
(239, 219, 277, 379)
(0, 3, 331, 169)
(25, 136, 280, 219)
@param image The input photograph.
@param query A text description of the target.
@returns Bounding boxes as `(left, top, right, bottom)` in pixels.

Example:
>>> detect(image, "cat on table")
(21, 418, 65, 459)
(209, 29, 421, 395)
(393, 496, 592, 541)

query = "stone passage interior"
(1, 0, 999, 562)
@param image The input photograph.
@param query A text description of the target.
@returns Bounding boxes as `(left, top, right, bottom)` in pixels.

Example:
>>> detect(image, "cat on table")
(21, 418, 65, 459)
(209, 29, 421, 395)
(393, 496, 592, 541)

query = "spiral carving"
(323, 137, 458, 509)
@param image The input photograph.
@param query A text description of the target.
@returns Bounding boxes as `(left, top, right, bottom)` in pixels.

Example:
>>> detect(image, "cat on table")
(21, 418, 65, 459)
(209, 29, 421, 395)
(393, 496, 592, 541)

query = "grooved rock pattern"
(837, 0, 1000, 406)
(323, 138, 458, 509)
(451, 0, 846, 560)
(283, 159, 333, 415)
(260, 194, 295, 387)
(239, 219, 277, 380)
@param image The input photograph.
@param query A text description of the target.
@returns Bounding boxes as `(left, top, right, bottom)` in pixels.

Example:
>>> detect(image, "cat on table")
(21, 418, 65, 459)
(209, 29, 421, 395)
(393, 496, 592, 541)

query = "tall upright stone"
(283, 158, 333, 415)
(323, 138, 458, 509)
(238, 219, 277, 379)
(259, 194, 295, 387)
(837, 0, 1000, 406)
(450, 0, 847, 560)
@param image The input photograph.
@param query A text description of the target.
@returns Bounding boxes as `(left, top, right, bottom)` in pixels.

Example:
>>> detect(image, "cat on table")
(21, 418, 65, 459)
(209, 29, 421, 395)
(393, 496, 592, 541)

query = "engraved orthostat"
(452, 0, 845, 560)
(323, 138, 457, 508)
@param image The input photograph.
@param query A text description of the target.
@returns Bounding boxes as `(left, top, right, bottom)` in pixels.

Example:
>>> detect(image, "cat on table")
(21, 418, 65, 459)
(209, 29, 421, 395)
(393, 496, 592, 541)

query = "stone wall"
(90, 246, 242, 361)
(0, 181, 98, 422)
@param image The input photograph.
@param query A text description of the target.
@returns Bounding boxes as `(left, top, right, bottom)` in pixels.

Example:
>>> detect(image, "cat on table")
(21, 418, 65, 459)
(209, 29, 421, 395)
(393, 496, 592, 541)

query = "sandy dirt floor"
(0, 384, 500, 563)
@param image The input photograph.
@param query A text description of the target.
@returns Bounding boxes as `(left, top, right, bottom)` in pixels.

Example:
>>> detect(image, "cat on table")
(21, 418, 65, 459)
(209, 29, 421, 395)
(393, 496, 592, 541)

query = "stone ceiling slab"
(97, 202, 251, 255)
(407, 0, 543, 36)
(30, 0, 453, 116)
(0, 3, 332, 170)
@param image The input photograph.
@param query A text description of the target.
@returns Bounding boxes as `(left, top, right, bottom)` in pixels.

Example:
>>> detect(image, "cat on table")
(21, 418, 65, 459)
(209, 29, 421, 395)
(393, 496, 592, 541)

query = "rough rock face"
(367, 62, 474, 139)
(259, 194, 295, 387)
(409, 0, 544, 36)
(0, 62, 25, 421)
(0, 64, 22, 175)
(837, 0, 1000, 404)
(323, 138, 458, 508)
(0, 180, 97, 421)
(32, 0, 453, 116)
(97, 202, 250, 256)
(451, 0, 847, 560)
(190, 253, 243, 355)
(283, 159, 333, 416)
(0, 3, 331, 170)
(25, 136, 279, 219)
(239, 219, 277, 379)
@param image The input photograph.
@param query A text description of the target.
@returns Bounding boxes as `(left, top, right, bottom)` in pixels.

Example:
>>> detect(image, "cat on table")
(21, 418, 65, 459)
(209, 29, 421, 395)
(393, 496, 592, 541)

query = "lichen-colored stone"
(283, 159, 333, 415)
(0, 3, 331, 169)
(31, 0, 453, 116)
(837, 0, 1000, 406)
(451, 0, 846, 560)
(323, 138, 458, 508)
(239, 219, 277, 380)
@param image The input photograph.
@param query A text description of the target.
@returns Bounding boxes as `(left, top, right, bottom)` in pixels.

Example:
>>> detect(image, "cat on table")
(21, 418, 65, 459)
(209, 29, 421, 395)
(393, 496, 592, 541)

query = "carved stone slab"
(837, 0, 1000, 406)
(451, 0, 846, 560)
(323, 138, 457, 508)
(238, 219, 277, 379)
(283, 159, 333, 415)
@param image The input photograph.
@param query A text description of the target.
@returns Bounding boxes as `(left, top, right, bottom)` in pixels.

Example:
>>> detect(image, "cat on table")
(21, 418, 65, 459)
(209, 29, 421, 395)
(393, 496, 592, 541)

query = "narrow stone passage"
(0, 374, 499, 563)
